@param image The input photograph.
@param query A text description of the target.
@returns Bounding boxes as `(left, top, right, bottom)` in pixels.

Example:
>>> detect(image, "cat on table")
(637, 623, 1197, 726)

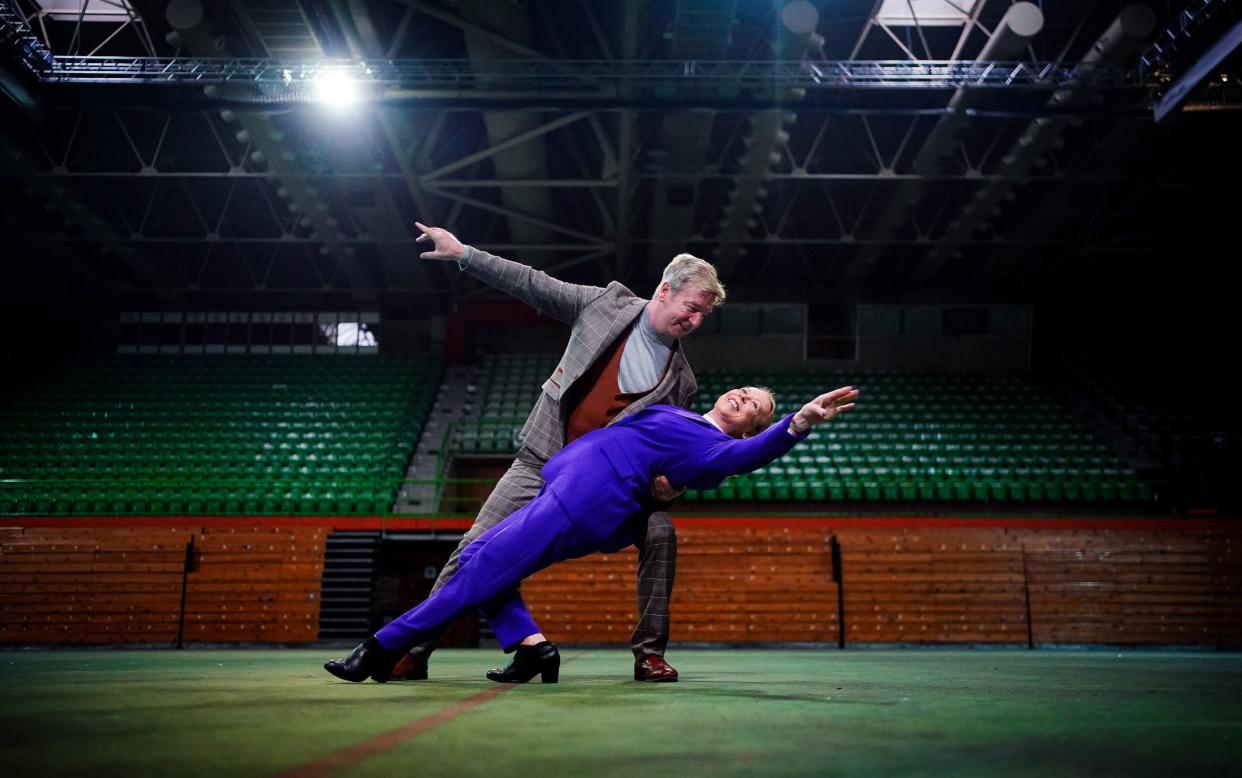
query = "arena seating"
(688, 369, 1151, 504)
(0, 354, 441, 515)
(454, 352, 556, 453)
(1065, 357, 1238, 507)
(456, 355, 1152, 505)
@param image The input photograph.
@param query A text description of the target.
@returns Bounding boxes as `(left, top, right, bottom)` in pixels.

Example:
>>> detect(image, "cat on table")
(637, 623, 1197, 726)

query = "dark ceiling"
(0, 0, 1238, 318)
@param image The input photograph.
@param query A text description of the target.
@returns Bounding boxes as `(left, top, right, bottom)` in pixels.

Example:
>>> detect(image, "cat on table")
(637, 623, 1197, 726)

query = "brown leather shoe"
(634, 655, 679, 682)
(386, 650, 429, 681)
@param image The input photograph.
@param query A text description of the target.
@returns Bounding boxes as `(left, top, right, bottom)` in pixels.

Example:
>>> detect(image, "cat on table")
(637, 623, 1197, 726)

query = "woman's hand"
(789, 386, 859, 434)
(649, 475, 684, 503)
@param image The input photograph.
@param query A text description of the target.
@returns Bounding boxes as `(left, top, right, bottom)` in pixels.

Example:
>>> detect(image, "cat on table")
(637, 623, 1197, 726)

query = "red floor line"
(273, 684, 513, 778)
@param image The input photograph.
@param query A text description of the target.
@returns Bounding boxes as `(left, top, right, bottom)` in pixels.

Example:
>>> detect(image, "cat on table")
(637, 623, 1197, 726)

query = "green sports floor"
(2, 648, 1240, 777)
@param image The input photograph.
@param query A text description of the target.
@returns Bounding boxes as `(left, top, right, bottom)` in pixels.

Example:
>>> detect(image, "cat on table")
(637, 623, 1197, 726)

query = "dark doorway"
(371, 535, 481, 648)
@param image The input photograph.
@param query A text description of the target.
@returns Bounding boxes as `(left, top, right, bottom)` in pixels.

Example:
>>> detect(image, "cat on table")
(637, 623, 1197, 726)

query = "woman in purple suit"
(325, 384, 858, 684)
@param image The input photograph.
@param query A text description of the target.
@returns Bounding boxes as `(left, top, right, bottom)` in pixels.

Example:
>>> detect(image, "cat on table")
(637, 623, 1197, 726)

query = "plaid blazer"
(461, 247, 698, 462)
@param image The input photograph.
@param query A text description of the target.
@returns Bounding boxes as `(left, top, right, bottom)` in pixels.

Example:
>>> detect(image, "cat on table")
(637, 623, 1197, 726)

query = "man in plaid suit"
(389, 222, 725, 682)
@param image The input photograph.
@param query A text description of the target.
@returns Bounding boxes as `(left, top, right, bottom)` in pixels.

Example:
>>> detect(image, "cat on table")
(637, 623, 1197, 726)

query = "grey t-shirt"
(618, 308, 674, 394)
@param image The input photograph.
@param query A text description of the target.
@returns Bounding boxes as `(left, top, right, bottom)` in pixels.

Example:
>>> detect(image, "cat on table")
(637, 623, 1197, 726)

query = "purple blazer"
(539, 405, 807, 553)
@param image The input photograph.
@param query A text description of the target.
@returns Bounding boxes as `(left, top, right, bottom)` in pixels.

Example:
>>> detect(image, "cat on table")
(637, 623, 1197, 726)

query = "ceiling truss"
(0, 0, 1237, 310)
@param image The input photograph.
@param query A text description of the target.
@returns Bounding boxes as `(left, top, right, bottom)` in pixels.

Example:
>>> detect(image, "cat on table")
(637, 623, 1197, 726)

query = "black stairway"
(317, 531, 381, 640)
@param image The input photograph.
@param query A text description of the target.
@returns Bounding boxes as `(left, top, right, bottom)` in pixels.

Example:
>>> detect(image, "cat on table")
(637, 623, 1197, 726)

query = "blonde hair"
(657, 253, 726, 304)
(752, 386, 777, 433)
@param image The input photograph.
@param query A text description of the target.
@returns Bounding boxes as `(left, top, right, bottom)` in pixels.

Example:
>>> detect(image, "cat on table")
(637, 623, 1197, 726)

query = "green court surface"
(1, 648, 1240, 777)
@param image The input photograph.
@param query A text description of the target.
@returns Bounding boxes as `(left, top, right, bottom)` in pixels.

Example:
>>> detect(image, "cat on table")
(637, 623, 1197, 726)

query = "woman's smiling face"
(711, 386, 776, 438)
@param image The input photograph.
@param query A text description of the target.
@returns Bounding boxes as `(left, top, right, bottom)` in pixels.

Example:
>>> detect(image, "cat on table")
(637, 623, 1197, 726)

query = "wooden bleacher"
(0, 525, 325, 645)
(3, 520, 1239, 648)
(522, 522, 1242, 648)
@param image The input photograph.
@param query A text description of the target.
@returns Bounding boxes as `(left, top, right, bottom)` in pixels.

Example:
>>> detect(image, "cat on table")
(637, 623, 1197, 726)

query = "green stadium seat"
(0, 354, 440, 517)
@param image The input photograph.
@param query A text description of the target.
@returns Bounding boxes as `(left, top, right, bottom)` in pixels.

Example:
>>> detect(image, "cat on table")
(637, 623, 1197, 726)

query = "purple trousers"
(373, 488, 610, 652)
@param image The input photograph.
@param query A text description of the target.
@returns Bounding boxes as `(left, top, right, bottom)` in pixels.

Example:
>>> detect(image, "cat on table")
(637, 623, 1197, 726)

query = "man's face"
(650, 283, 716, 339)
(712, 386, 776, 439)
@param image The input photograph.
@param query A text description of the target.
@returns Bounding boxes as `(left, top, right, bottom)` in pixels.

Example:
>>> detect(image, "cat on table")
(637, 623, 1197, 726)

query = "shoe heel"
(489, 641, 560, 683)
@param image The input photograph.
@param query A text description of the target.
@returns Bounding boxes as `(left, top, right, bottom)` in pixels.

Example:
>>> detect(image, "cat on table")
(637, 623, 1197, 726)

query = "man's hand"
(650, 475, 685, 503)
(790, 386, 859, 434)
(415, 222, 467, 261)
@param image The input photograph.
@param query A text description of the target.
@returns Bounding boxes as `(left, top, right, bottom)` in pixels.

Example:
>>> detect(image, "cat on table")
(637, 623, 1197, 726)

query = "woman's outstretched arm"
(665, 386, 859, 490)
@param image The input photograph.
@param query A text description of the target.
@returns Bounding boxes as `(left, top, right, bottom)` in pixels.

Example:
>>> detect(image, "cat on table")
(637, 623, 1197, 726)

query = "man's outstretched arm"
(415, 222, 605, 325)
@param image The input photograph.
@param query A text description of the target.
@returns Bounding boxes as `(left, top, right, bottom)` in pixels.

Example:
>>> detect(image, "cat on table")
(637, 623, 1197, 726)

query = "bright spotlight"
(312, 69, 361, 111)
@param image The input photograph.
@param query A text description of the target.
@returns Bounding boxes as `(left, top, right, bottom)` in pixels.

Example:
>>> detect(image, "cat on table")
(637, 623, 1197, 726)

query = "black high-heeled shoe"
(324, 637, 405, 683)
(486, 641, 560, 684)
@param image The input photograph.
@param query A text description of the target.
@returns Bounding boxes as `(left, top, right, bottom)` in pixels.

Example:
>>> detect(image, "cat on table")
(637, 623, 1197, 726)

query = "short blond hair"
(658, 253, 726, 305)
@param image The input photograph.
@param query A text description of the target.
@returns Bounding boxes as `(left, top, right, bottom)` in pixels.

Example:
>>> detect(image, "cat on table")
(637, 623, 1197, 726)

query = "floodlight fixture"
(312, 68, 361, 111)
